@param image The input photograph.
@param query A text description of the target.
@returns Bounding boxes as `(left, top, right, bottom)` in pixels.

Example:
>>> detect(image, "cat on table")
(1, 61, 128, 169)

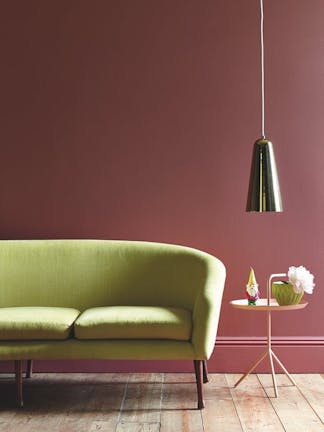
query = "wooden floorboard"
(292, 374, 324, 424)
(226, 373, 285, 431)
(258, 374, 324, 432)
(0, 373, 323, 431)
(161, 373, 203, 432)
(202, 374, 242, 432)
(119, 373, 163, 424)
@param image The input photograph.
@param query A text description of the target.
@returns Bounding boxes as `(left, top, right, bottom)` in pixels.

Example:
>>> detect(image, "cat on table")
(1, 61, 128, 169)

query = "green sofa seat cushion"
(74, 306, 192, 341)
(0, 307, 80, 340)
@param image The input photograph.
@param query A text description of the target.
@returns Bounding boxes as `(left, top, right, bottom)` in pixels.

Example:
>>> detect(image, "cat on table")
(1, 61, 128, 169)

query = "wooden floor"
(0, 373, 323, 431)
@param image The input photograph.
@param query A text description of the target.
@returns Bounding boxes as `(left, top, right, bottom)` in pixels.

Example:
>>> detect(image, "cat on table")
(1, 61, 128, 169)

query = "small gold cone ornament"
(246, 267, 260, 305)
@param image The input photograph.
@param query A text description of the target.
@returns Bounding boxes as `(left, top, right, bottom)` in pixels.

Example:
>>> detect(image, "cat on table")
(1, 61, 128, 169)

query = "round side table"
(230, 298, 308, 397)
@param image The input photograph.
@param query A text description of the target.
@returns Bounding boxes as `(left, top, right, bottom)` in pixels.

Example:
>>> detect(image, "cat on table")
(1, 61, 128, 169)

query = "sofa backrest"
(0, 240, 222, 312)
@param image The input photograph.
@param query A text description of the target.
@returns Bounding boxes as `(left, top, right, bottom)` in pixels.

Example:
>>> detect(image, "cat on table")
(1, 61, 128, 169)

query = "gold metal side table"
(230, 293, 308, 397)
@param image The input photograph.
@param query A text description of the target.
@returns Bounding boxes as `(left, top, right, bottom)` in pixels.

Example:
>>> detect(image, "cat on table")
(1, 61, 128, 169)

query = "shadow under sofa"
(0, 239, 226, 409)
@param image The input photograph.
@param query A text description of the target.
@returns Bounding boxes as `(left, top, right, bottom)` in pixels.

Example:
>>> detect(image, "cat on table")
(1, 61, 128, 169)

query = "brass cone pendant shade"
(246, 138, 283, 212)
(246, 0, 283, 212)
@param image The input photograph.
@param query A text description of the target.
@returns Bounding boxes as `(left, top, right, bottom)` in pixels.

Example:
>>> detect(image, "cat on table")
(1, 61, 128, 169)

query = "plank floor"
(0, 373, 323, 431)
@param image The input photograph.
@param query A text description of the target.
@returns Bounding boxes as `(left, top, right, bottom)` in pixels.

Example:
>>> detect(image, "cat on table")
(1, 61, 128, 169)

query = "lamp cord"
(260, 0, 265, 138)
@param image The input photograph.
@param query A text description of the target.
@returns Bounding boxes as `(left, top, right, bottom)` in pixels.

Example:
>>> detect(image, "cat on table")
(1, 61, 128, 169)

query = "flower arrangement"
(287, 266, 315, 295)
(272, 265, 315, 306)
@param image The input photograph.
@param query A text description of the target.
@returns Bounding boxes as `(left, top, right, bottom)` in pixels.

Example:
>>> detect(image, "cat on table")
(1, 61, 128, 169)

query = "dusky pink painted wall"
(0, 0, 323, 372)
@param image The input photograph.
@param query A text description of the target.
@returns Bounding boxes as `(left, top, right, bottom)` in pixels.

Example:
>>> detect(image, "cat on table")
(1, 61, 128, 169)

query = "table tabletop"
(230, 298, 308, 311)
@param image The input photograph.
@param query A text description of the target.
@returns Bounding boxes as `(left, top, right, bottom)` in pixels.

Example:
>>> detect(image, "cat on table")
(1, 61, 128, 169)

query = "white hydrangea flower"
(288, 266, 315, 294)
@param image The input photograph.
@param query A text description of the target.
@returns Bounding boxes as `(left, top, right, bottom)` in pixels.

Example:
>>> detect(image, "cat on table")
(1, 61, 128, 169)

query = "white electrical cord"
(260, 0, 265, 138)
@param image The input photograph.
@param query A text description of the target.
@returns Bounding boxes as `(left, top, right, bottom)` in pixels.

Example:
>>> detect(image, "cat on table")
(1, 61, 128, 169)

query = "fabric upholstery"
(0, 240, 210, 312)
(74, 306, 192, 340)
(0, 240, 226, 360)
(0, 307, 80, 340)
(0, 339, 195, 360)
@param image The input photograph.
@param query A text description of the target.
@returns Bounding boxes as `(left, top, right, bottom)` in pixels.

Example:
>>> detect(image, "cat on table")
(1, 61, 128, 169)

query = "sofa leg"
(26, 360, 33, 379)
(14, 360, 24, 408)
(203, 360, 209, 383)
(193, 360, 205, 409)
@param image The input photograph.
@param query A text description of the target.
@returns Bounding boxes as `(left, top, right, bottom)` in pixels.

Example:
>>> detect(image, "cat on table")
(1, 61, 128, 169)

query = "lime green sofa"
(0, 240, 226, 409)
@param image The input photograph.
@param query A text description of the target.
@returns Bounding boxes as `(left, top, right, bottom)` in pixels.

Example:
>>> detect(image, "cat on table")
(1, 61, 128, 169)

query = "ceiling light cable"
(260, 0, 265, 138)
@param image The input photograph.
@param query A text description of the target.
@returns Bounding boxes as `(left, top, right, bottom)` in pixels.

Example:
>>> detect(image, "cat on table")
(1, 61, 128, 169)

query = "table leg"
(267, 310, 278, 397)
(234, 349, 268, 387)
(271, 350, 297, 386)
(268, 351, 278, 397)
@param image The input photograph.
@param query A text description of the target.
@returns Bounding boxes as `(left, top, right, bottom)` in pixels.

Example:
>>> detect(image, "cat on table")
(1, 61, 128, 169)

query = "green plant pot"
(272, 281, 304, 305)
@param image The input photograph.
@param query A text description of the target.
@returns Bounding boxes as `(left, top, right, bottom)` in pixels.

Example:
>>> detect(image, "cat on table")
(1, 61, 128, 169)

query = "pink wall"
(0, 0, 323, 372)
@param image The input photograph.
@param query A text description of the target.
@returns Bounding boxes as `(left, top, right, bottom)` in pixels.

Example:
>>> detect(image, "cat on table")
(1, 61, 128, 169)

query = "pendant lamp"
(246, 0, 283, 212)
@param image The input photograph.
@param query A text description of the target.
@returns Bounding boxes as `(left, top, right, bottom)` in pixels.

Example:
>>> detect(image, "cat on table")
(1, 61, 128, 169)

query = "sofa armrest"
(191, 257, 226, 359)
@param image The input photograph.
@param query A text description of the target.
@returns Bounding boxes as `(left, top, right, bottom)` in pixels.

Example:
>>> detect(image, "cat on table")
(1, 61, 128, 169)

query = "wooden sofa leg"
(203, 360, 209, 383)
(193, 360, 205, 409)
(26, 360, 33, 378)
(14, 360, 24, 408)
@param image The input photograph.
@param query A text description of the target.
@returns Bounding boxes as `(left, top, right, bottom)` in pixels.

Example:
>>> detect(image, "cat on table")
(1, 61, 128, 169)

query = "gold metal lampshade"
(246, 138, 283, 212)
